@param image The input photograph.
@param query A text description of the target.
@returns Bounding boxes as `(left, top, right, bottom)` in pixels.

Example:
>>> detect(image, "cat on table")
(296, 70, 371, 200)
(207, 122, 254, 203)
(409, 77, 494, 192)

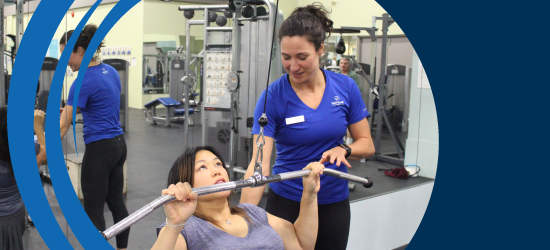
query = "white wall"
(348, 182, 434, 250)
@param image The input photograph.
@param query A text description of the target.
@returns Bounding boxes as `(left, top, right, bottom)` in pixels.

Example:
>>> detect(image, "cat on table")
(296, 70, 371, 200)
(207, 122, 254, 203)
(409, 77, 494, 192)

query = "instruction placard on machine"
(204, 48, 232, 109)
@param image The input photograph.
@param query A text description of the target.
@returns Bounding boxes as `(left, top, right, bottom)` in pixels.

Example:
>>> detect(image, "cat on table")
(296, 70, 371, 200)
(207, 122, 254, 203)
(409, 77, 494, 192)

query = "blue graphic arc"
(7, 0, 75, 249)
(49, 0, 141, 248)
(46, 0, 109, 248)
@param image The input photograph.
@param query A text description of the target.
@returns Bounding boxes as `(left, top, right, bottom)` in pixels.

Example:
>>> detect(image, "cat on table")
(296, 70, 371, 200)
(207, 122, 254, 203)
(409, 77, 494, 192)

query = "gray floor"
(23, 108, 433, 249)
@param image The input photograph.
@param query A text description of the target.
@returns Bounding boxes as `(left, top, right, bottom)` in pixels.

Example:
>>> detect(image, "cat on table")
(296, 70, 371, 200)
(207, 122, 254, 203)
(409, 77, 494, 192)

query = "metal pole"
(374, 14, 390, 157)
(100, 168, 373, 240)
(164, 56, 169, 94)
(201, 7, 209, 146)
(403, 67, 411, 132)
(15, 0, 24, 55)
(368, 16, 377, 128)
(183, 14, 192, 148)
(0, 0, 6, 107)
(228, 12, 242, 182)
(228, 4, 242, 178)
(381, 108, 404, 159)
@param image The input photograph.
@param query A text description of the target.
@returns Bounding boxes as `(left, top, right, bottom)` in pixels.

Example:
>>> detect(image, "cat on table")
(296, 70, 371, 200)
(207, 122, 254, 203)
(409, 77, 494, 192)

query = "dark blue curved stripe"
(45, 1, 109, 248)
(7, 0, 75, 249)
(50, 0, 141, 248)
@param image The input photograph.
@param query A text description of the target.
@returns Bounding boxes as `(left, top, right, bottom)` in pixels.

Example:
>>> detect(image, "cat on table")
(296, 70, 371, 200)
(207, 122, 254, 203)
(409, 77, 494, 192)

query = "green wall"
(4, 2, 145, 109)
(3, 0, 402, 110)
(55, 2, 144, 109)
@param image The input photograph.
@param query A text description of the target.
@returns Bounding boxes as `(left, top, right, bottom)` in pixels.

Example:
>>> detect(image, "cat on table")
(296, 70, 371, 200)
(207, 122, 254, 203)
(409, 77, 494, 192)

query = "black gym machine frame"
(340, 14, 406, 166)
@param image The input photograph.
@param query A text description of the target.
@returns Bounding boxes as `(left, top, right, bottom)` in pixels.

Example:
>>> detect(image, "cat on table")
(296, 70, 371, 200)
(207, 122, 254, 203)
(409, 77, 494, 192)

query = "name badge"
(286, 115, 305, 125)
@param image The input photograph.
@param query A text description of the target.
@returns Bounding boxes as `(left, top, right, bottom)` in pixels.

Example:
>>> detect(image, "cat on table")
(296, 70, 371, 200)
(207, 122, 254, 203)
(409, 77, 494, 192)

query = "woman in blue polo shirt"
(240, 4, 375, 250)
(59, 24, 129, 250)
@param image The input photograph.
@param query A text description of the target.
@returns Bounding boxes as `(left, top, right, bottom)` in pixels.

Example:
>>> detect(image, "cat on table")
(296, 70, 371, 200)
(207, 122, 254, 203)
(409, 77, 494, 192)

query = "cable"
(405, 164, 421, 177)
(253, 0, 280, 179)
(262, 0, 280, 114)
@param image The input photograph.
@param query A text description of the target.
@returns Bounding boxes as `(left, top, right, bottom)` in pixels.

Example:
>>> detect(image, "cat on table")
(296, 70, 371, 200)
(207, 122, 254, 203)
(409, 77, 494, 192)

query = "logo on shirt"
(102, 68, 108, 74)
(332, 96, 344, 107)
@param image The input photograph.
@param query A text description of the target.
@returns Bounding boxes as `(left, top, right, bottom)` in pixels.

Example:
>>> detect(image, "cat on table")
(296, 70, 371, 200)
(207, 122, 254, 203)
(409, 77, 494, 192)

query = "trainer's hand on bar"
(319, 146, 352, 168)
(303, 162, 324, 195)
(162, 182, 197, 227)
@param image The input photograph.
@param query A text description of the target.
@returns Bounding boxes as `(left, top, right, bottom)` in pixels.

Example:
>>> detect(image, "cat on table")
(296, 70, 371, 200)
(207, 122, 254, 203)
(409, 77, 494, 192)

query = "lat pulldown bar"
(101, 168, 373, 240)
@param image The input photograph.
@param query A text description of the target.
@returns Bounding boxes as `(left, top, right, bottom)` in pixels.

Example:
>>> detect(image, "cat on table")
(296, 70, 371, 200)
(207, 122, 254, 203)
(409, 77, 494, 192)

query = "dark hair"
(278, 3, 333, 51)
(60, 24, 104, 57)
(0, 107, 12, 177)
(167, 146, 249, 228)
(59, 30, 74, 46)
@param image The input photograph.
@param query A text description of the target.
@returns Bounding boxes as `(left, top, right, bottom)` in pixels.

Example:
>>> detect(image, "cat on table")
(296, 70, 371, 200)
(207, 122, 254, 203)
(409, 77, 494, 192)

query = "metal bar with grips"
(101, 168, 372, 240)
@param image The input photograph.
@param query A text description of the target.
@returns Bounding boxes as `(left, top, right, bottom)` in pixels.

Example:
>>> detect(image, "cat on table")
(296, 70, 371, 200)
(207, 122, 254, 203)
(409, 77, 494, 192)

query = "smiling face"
(193, 150, 231, 199)
(281, 36, 324, 85)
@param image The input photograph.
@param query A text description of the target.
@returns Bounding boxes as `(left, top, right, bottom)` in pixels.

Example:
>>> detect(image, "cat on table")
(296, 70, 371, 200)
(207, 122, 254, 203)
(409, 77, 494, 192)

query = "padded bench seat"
(144, 97, 181, 109)
(144, 97, 196, 127)
(174, 108, 194, 116)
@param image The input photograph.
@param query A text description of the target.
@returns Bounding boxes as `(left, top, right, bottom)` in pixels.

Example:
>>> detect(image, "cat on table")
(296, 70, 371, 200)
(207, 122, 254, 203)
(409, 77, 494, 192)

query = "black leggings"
(81, 135, 129, 249)
(265, 191, 351, 250)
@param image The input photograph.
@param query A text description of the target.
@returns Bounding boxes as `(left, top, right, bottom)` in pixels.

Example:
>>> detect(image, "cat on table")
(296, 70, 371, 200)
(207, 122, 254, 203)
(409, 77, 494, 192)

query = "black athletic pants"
(265, 191, 351, 250)
(81, 135, 129, 249)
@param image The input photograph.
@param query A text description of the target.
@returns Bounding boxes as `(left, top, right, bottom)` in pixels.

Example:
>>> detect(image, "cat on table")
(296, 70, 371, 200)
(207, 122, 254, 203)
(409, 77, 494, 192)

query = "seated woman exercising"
(152, 146, 324, 250)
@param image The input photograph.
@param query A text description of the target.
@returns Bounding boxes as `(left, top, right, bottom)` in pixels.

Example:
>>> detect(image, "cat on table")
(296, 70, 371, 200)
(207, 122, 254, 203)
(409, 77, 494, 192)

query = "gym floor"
(23, 108, 432, 249)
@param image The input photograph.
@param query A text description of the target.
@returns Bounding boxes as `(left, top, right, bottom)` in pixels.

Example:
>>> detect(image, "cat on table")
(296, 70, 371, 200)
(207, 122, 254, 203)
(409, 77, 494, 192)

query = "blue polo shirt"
(67, 63, 123, 144)
(252, 69, 370, 204)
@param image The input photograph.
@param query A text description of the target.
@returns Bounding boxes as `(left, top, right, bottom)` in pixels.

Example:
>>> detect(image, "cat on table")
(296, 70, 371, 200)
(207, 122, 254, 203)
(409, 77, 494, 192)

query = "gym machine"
(169, 50, 201, 107)
(143, 46, 199, 127)
(179, 0, 284, 180)
(168, 48, 201, 126)
(37, 57, 58, 112)
(142, 46, 181, 94)
(385, 64, 411, 133)
(103, 59, 130, 132)
(1, 0, 29, 107)
(341, 13, 407, 166)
